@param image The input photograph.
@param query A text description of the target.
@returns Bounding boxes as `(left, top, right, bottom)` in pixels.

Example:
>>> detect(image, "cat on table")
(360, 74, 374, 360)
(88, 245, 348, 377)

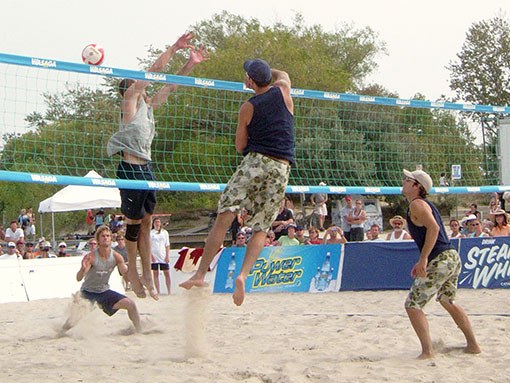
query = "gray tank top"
(81, 249, 116, 293)
(107, 98, 155, 161)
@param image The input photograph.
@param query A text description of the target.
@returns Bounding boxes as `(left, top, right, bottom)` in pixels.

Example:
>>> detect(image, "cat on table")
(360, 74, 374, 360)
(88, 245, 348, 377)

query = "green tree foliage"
(142, 11, 385, 92)
(447, 14, 510, 183)
(448, 15, 510, 107)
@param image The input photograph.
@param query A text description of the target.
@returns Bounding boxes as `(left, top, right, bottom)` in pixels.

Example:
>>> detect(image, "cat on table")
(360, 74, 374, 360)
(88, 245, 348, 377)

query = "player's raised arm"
(150, 45, 209, 108)
(271, 69, 293, 114)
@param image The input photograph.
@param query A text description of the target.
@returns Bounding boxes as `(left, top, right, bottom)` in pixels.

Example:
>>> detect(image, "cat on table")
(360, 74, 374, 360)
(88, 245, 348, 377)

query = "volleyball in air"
(81, 44, 105, 65)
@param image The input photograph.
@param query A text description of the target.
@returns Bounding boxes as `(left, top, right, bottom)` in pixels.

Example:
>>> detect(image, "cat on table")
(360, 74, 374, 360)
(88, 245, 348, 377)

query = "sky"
(0, 0, 508, 101)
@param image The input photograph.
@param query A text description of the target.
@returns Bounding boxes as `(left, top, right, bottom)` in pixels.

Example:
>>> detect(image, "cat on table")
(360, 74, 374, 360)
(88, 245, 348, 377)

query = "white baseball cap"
(403, 169, 433, 193)
(58, 242, 67, 248)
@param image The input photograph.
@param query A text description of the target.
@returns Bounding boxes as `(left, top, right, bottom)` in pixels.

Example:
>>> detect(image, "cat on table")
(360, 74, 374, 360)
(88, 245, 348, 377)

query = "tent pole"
(39, 212, 43, 241)
(51, 212, 55, 246)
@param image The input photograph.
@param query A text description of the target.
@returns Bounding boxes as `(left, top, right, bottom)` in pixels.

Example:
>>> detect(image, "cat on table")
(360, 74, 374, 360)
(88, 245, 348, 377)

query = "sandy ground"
(0, 288, 509, 383)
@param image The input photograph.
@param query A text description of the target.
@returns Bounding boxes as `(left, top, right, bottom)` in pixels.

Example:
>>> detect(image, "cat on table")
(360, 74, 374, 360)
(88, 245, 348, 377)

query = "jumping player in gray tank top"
(107, 32, 208, 300)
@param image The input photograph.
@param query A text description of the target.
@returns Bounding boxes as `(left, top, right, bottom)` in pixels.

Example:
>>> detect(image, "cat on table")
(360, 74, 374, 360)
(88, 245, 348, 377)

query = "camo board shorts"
(405, 249, 461, 310)
(218, 152, 290, 233)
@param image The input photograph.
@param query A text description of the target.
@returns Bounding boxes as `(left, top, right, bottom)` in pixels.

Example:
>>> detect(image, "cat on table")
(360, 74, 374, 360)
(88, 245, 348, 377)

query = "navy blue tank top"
(243, 87, 295, 164)
(407, 199, 453, 262)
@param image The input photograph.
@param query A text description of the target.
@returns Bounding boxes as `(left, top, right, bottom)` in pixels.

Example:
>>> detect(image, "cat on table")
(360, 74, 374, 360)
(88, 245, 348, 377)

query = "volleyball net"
(0, 52, 509, 196)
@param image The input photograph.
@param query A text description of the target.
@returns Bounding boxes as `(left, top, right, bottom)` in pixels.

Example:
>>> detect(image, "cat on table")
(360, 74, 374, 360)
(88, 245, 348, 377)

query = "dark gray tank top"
(81, 249, 116, 293)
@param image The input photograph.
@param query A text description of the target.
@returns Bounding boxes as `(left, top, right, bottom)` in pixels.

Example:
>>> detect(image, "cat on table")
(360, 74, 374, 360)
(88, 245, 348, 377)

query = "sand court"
(0, 289, 509, 383)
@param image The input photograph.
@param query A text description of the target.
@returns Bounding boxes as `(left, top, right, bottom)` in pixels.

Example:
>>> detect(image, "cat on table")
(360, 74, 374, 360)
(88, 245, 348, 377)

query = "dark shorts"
(151, 262, 170, 271)
(117, 161, 157, 220)
(350, 227, 364, 242)
(81, 289, 126, 316)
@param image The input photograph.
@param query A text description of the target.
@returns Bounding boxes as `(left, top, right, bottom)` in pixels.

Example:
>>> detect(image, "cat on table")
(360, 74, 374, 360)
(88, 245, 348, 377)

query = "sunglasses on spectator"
(470, 223, 480, 226)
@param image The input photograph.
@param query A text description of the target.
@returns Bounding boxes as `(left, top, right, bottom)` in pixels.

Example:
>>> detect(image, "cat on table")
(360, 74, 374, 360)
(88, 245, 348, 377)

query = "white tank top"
(389, 230, 409, 241)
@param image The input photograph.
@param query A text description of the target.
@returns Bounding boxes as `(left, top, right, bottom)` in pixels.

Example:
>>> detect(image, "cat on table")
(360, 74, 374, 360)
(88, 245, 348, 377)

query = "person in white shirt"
(35, 241, 57, 258)
(0, 242, 21, 260)
(386, 215, 412, 241)
(368, 224, 385, 241)
(150, 218, 171, 295)
(4, 220, 24, 243)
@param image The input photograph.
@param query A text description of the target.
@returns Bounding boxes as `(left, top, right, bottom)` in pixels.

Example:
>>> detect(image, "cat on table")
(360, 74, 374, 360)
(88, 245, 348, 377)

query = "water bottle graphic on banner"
(225, 252, 236, 289)
(315, 251, 332, 291)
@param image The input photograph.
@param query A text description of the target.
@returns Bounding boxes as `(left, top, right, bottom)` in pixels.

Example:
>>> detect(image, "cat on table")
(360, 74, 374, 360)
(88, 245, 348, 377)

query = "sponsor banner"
(459, 237, 510, 289)
(213, 244, 342, 294)
(340, 239, 461, 291)
(340, 241, 418, 290)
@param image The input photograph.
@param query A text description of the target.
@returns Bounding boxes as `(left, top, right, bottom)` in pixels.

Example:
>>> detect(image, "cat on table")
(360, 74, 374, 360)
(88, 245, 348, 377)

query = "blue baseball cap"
(243, 59, 271, 84)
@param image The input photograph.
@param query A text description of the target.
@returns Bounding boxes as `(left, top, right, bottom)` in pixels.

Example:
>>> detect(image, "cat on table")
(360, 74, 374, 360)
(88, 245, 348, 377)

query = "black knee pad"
(125, 223, 141, 242)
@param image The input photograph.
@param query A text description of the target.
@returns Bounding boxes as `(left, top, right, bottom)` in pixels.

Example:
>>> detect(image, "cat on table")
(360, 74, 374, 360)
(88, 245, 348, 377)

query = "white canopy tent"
(38, 170, 121, 244)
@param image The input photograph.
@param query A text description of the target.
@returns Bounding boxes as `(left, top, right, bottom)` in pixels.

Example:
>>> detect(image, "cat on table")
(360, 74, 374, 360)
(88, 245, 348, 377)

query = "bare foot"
(141, 278, 159, 301)
(179, 275, 209, 290)
(232, 277, 245, 306)
(131, 279, 146, 298)
(416, 352, 434, 360)
(464, 344, 482, 354)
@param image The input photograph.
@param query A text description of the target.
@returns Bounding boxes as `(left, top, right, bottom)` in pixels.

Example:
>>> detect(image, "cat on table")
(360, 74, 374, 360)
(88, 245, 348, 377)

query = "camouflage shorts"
(218, 152, 290, 232)
(405, 249, 461, 310)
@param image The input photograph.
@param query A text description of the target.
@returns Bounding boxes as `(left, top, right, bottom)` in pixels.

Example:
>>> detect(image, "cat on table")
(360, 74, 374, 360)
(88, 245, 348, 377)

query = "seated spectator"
(272, 199, 294, 240)
(467, 219, 489, 238)
(5, 220, 24, 243)
(491, 209, 510, 237)
(305, 226, 322, 245)
(448, 219, 465, 239)
(36, 241, 57, 258)
(469, 203, 481, 220)
(241, 225, 253, 242)
(295, 225, 307, 244)
(16, 240, 25, 256)
(277, 224, 300, 246)
(459, 214, 477, 236)
(57, 242, 69, 257)
(368, 224, 384, 241)
(0, 242, 21, 260)
(0, 243, 3, 255)
(85, 238, 98, 254)
(113, 235, 128, 263)
(482, 219, 495, 236)
(322, 225, 347, 245)
(233, 232, 247, 247)
(0, 223, 5, 241)
(265, 230, 279, 246)
(386, 215, 412, 241)
(23, 242, 36, 259)
(488, 195, 501, 221)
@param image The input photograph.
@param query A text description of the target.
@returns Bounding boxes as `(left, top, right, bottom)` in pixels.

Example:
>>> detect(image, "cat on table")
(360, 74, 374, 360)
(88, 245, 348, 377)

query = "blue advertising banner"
(213, 244, 342, 294)
(458, 237, 510, 289)
(340, 239, 461, 291)
(340, 241, 418, 291)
